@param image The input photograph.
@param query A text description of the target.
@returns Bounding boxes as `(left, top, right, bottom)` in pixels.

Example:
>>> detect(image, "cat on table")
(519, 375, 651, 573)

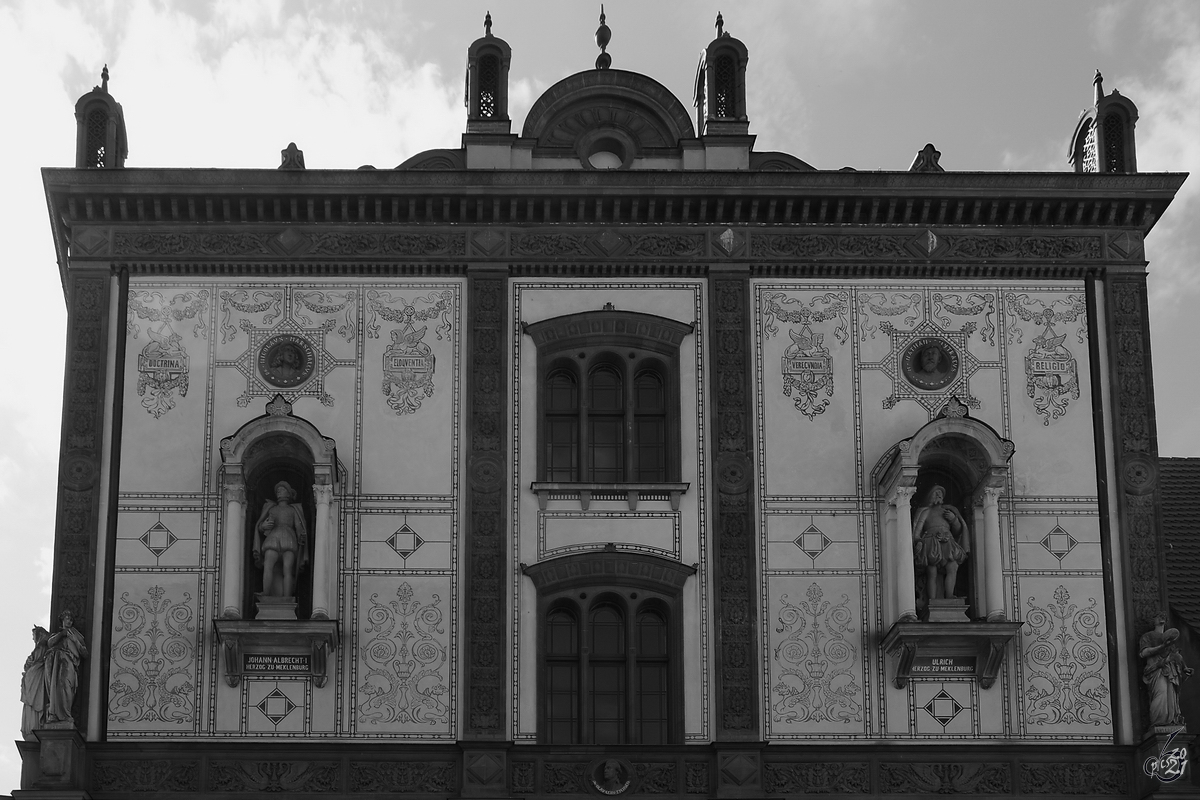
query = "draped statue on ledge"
(912, 484, 969, 604)
(253, 480, 309, 600)
(21, 610, 88, 737)
(1140, 614, 1193, 729)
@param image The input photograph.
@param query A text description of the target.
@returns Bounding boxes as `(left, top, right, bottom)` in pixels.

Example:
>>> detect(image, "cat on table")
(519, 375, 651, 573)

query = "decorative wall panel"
(116, 277, 462, 740)
(752, 280, 1106, 742)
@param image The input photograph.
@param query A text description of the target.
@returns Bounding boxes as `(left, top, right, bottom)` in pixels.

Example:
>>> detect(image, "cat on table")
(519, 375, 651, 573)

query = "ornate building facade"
(17, 18, 1193, 800)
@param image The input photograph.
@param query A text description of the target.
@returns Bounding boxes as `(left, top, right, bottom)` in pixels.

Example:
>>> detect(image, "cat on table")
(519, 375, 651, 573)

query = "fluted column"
(891, 486, 918, 623)
(311, 483, 334, 620)
(221, 483, 246, 619)
(982, 487, 1006, 621)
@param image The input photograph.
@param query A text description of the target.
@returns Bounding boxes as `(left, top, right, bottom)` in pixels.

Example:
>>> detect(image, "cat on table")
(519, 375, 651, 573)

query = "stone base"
(16, 729, 86, 793)
(254, 594, 298, 620)
(13, 791, 92, 800)
(924, 597, 970, 623)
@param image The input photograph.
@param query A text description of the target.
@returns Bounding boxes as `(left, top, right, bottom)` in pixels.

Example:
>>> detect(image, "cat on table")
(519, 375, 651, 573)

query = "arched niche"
(872, 404, 1014, 626)
(219, 395, 340, 621)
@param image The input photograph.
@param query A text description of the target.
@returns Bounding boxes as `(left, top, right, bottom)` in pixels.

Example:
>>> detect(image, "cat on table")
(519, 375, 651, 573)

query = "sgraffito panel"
(108, 575, 200, 733)
(354, 576, 453, 736)
(1017, 578, 1112, 737)
(766, 576, 867, 737)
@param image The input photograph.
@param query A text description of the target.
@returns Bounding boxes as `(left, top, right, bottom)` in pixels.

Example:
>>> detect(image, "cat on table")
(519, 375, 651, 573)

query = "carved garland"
(465, 275, 506, 736)
(710, 277, 758, 734)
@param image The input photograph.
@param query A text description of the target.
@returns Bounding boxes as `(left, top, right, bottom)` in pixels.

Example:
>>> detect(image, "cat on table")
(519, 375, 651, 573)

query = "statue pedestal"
(214, 618, 339, 688)
(12, 726, 89, 798)
(254, 594, 298, 620)
(882, 620, 1022, 689)
(924, 597, 971, 623)
(1137, 728, 1195, 798)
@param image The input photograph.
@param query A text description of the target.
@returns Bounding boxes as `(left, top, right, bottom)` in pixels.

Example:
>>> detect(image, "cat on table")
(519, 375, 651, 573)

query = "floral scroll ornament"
(762, 292, 848, 421)
(1022, 585, 1110, 726)
(108, 586, 196, 725)
(358, 583, 449, 726)
(772, 583, 862, 725)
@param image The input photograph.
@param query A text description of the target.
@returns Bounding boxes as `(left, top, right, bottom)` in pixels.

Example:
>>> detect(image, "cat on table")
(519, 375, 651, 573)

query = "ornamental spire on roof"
(595, 6, 611, 70)
(484, 11, 492, 36)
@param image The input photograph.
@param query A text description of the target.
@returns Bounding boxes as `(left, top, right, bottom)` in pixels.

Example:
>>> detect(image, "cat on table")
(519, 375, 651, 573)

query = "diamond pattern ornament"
(1039, 525, 1079, 562)
(923, 688, 963, 728)
(388, 524, 425, 560)
(793, 524, 831, 561)
(139, 522, 178, 557)
(255, 687, 297, 726)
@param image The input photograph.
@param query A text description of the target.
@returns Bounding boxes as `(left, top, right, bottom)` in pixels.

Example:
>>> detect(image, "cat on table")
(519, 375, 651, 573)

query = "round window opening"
(581, 134, 630, 170)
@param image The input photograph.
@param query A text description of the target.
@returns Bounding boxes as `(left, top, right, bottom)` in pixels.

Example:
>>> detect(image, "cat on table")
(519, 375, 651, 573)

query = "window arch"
(525, 552, 695, 745)
(713, 53, 736, 118)
(1103, 111, 1126, 173)
(478, 53, 500, 118)
(545, 364, 580, 481)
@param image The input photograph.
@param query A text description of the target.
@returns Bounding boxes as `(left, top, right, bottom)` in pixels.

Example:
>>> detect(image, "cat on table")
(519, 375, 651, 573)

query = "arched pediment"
(220, 395, 337, 480)
(873, 409, 1014, 497)
(522, 70, 696, 153)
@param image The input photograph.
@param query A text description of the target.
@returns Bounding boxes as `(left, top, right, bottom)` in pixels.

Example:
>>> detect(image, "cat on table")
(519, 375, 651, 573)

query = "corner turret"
(74, 65, 128, 169)
(1069, 70, 1139, 174)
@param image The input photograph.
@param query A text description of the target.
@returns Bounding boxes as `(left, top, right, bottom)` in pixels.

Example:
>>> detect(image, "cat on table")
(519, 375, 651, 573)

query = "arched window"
(636, 607, 669, 744)
(588, 365, 624, 482)
(527, 310, 692, 487)
(1081, 120, 1098, 173)
(526, 552, 694, 746)
(545, 368, 579, 481)
(1103, 112, 1126, 173)
(545, 606, 579, 743)
(85, 107, 108, 169)
(478, 54, 500, 118)
(589, 603, 626, 743)
(634, 369, 667, 482)
(714, 54, 735, 118)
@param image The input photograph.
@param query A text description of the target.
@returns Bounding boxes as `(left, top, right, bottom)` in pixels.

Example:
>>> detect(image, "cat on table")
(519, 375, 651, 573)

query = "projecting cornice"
(42, 167, 1185, 288)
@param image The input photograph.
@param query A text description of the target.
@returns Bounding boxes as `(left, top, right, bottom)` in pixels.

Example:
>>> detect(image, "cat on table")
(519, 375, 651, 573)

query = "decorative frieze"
(710, 276, 758, 736)
(464, 274, 506, 737)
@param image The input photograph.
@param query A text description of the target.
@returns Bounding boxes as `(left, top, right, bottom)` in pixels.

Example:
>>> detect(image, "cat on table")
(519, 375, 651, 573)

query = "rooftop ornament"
(715, 11, 725, 37)
(100, 64, 109, 93)
(484, 10, 492, 36)
(595, 6, 611, 70)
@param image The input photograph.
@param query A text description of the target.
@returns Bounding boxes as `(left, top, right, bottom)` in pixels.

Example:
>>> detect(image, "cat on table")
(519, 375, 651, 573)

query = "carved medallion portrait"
(901, 338, 959, 391)
(258, 334, 316, 388)
(589, 758, 632, 795)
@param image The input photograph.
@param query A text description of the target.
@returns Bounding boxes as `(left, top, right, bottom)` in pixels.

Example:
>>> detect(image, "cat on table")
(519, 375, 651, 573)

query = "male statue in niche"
(912, 484, 969, 606)
(253, 481, 309, 600)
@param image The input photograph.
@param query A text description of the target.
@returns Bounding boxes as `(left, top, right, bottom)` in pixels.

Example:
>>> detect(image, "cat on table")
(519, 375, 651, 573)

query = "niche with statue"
(873, 400, 1022, 689)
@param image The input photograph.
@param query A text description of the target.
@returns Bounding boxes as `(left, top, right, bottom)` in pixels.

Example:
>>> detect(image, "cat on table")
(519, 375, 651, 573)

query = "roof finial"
(1093, 68, 1104, 106)
(101, 64, 109, 93)
(484, 11, 492, 36)
(716, 11, 724, 37)
(595, 5, 611, 70)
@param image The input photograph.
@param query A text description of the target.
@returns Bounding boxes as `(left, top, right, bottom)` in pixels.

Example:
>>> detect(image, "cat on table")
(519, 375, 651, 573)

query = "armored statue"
(1139, 614, 1193, 728)
(912, 484, 969, 603)
(253, 480, 309, 598)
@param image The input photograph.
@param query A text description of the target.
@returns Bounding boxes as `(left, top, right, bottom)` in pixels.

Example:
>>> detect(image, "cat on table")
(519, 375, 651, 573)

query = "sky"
(0, 0, 1197, 787)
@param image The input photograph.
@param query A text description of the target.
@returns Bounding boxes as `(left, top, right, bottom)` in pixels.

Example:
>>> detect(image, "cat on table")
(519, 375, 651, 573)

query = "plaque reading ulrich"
(910, 655, 977, 676)
(243, 653, 311, 674)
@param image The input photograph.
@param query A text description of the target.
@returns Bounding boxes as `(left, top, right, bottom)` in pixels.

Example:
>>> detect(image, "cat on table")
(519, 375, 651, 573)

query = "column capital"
(889, 485, 918, 506)
(313, 484, 334, 505)
(982, 486, 1003, 506)
(223, 485, 246, 505)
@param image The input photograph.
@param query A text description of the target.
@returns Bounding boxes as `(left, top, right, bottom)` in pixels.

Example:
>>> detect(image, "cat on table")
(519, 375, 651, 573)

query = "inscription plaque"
(242, 653, 311, 674)
(911, 655, 977, 676)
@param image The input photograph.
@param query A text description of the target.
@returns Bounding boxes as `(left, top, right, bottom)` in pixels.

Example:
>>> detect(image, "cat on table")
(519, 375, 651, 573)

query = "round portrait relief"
(590, 758, 632, 796)
(258, 334, 316, 388)
(901, 338, 959, 391)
